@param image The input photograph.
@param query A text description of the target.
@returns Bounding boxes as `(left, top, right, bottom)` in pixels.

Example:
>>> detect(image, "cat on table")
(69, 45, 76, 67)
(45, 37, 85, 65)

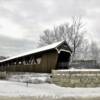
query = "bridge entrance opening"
(56, 51, 70, 69)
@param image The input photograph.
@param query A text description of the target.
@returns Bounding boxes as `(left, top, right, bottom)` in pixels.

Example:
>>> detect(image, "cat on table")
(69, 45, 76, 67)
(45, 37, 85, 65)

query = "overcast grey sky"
(0, 0, 100, 56)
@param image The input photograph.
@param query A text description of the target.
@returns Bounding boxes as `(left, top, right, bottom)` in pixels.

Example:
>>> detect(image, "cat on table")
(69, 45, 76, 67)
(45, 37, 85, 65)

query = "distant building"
(70, 60, 99, 69)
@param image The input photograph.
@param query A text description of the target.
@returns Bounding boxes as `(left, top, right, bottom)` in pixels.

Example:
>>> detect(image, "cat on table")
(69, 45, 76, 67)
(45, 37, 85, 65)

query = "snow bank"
(56, 69, 100, 71)
(0, 80, 100, 97)
(7, 73, 51, 84)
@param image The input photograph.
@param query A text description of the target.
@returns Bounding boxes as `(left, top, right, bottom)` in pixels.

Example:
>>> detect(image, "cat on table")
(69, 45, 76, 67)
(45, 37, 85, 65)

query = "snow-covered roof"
(0, 40, 70, 63)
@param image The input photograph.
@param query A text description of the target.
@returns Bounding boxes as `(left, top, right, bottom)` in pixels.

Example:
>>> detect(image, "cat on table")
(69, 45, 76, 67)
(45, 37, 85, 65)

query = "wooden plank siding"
(3, 50, 58, 73)
(41, 50, 58, 73)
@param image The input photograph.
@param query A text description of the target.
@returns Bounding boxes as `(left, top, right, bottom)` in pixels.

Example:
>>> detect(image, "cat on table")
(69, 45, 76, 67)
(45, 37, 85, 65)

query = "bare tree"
(74, 39, 90, 60)
(39, 17, 86, 60)
(90, 41, 100, 62)
(39, 24, 70, 46)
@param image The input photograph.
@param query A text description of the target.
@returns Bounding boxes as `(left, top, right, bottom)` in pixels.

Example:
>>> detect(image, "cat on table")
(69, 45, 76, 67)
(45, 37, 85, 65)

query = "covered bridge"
(0, 41, 72, 73)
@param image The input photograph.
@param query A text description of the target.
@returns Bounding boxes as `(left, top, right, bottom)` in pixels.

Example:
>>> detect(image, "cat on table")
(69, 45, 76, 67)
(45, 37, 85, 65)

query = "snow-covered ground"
(0, 80, 100, 97)
(7, 73, 51, 84)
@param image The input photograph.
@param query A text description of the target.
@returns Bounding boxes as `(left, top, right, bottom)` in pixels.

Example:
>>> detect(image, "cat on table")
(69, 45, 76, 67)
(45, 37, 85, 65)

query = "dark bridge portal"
(57, 51, 70, 69)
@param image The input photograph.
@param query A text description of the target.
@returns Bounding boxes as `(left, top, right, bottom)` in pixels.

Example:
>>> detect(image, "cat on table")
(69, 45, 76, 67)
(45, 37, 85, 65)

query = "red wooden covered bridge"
(0, 41, 72, 73)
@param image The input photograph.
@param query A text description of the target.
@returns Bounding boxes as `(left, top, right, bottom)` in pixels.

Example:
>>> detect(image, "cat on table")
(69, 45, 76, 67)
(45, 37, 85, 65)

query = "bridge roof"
(0, 40, 71, 63)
